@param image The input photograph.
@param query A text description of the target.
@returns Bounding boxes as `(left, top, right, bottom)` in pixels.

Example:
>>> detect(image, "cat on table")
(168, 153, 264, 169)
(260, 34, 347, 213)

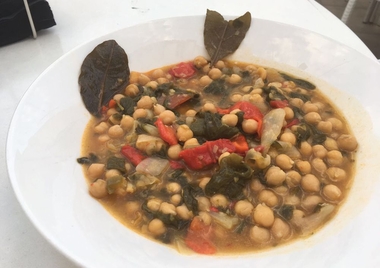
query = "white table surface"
(0, 0, 377, 267)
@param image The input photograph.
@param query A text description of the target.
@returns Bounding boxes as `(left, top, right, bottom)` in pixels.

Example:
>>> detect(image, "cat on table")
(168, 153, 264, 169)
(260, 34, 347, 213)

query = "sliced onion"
(136, 157, 169, 176)
(260, 108, 286, 154)
(209, 211, 239, 230)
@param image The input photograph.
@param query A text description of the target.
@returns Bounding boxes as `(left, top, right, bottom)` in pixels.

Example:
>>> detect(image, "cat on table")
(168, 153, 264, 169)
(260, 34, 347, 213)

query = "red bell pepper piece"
(185, 217, 216, 255)
(179, 139, 235, 170)
(120, 145, 147, 166)
(285, 118, 300, 129)
(154, 118, 178, 145)
(217, 101, 263, 136)
(165, 93, 193, 110)
(169, 62, 196, 78)
(231, 135, 249, 154)
(269, 99, 288, 108)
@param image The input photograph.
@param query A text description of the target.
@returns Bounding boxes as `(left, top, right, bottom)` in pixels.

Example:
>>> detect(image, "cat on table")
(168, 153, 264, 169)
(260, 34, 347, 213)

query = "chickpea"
(280, 132, 296, 145)
(302, 101, 319, 113)
(113, 93, 125, 102)
(290, 98, 304, 108)
(167, 144, 182, 160)
(157, 77, 169, 85)
(221, 114, 238, 127)
(199, 177, 211, 191)
(166, 182, 181, 195)
(284, 195, 300, 206)
(203, 102, 217, 113)
(326, 167, 347, 182)
(108, 125, 124, 139)
(183, 138, 200, 149)
(137, 96, 154, 109)
(87, 163, 105, 179)
(258, 190, 279, 207)
(241, 86, 253, 93)
(304, 112, 322, 125)
(250, 226, 271, 243)
(302, 195, 324, 212)
(257, 67, 267, 80)
(193, 56, 208, 68)
(253, 204, 275, 228)
(326, 150, 343, 167)
(138, 74, 150, 85)
(98, 134, 110, 143)
(148, 218, 166, 236)
(185, 109, 197, 117)
(197, 196, 211, 212)
(286, 170, 302, 187)
(176, 124, 193, 142)
(170, 194, 182, 206)
(176, 204, 192, 220)
(125, 201, 140, 220)
(317, 121, 333, 134)
(210, 194, 229, 209)
(89, 179, 107, 198)
(159, 202, 177, 215)
(337, 134, 358, 152)
(299, 141, 312, 157)
(250, 179, 265, 192)
(159, 110, 176, 125)
(120, 115, 135, 132)
(229, 74, 242, 84)
(199, 75, 212, 86)
(147, 198, 162, 212)
(311, 158, 327, 175)
(327, 117, 343, 131)
(234, 200, 254, 217)
(265, 166, 286, 186)
(275, 154, 294, 170)
(105, 169, 121, 179)
(271, 218, 291, 240)
(312, 144, 327, 158)
(242, 119, 258, 134)
(198, 212, 212, 226)
(202, 64, 211, 74)
(215, 60, 225, 69)
(145, 81, 158, 90)
(151, 68, 165, 79)
(153, 104, 166, 116)
(283, 107, 294, 120)
(94, 122, 109, 134)
(324, 137, 339, 151)
(301, 174, 320, 192)
(292, 209, 305, 222)
(230, 93, 242, 102)
(295, 160, 312, 175)
(323, 184, 342, 201)
(124, 84, 139, 97)
(133, 108, 148, 119)
(208, 68, 222, 80)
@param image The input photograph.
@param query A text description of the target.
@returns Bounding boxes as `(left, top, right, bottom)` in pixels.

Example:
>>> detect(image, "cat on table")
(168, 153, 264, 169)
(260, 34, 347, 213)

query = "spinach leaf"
(77, 153, 98, 165)
(79, 40, 130, 117)
(204, 10, 251, 66)
(204, 79, 229, 95)
(106, 156, 126, 173)
(281, 73, 316, 90)
(182, 185, 204, 215)
(119, 96, 136, 116)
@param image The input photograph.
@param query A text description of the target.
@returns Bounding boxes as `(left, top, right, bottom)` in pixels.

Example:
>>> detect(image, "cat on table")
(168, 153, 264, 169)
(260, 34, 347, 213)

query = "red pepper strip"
(169, 160, 185, 170)
(209, 206, 219, 212)
(108, 99, 117, 109)
(269, 99, 288, 108)
(165, 94, 193, 110)
(185, 217, 216, 255)
(231, 135, 249, 154)
(179, 139, 235, 170)
(120, 145, 147, 166)
(217, 101, 264, 137)
(169, 62, 196, 78)
(154, 118, 178, 145)
(285, 118, 300, 129)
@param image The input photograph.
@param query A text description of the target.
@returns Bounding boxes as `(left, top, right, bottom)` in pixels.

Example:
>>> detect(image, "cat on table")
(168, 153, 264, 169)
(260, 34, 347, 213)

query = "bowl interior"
(6, 15, 380, 268)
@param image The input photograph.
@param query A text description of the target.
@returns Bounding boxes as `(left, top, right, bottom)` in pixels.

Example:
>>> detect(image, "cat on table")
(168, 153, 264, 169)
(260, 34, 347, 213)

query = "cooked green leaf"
(204, 10, 251, 66)
(79, 40, 130, 117)
(281, 73, 316, 90)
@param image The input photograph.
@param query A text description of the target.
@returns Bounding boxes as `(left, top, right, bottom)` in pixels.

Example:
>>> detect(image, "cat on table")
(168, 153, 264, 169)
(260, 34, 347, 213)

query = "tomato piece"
(169, 62, 196, 78)
(120, 145, 147, 166)
(231, 135, 249, 154)
(185, 217, 216, 255)
(165, 94, 193, 109)
(154, 118, 178, 145)
(269, 99, 289, 108)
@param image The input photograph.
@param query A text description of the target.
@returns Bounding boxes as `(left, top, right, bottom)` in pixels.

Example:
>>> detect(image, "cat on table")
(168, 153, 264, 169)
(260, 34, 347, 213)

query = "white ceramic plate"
(7, 16, 380, 268)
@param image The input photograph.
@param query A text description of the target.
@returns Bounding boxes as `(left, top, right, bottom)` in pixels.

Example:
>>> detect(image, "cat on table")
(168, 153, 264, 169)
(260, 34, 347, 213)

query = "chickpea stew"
(78, 57, 358, 255)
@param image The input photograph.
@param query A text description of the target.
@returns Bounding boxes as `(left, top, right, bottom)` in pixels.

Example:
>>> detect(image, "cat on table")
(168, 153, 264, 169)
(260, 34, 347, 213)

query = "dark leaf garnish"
(106, 156, 126, 173)
(281, 73, 316, 90)
(77, 153, 98, 165)
(79, 40, 130, 117)
(277, 205, 294, 221)
(204, 10, 251, 66)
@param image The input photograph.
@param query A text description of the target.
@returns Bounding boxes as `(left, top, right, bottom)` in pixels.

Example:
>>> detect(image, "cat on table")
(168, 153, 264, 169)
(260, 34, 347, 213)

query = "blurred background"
(318, 0, 380, 58)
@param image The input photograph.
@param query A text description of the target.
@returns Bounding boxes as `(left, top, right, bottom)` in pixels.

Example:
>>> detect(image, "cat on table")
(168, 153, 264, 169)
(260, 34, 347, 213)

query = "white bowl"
(7, 15, 380, 267)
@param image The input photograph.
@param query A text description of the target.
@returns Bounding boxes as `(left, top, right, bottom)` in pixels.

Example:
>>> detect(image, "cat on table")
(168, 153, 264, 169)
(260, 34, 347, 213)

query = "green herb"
(106, 156, 126, 173)
(79, 40, 130, 117)
(204, 10, 251, 66)
(281, 73, 316, 90)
